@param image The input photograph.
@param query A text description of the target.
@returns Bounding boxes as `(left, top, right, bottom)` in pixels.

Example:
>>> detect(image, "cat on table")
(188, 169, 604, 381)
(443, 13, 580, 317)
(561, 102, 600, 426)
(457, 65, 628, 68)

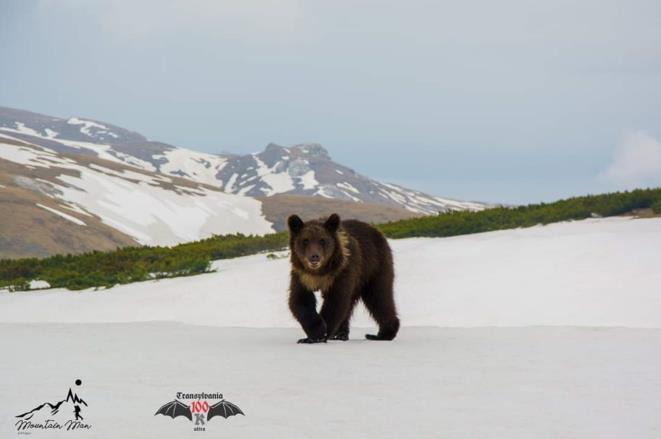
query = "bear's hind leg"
(361, 277, 400, 341)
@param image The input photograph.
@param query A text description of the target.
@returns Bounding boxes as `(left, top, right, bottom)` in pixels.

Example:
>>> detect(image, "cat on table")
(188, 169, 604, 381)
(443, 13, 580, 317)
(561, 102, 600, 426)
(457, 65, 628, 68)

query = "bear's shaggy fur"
(287, 213, 400, 343)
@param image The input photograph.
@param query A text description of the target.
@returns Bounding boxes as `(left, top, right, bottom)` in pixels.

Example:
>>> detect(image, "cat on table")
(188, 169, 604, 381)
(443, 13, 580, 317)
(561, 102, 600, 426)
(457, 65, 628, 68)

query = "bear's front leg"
(320, 289, 354, 340)
(289, 277, 327, 344)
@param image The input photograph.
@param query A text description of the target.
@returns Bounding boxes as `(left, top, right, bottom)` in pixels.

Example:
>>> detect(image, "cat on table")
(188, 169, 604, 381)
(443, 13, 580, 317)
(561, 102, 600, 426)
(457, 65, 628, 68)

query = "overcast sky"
(1, 0, 660, 203)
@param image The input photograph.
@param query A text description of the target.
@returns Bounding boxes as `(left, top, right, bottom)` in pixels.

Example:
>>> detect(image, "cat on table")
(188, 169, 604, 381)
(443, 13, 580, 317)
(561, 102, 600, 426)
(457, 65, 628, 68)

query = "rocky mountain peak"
(290, 143, 330, 160)
(263, 142, 286, 153)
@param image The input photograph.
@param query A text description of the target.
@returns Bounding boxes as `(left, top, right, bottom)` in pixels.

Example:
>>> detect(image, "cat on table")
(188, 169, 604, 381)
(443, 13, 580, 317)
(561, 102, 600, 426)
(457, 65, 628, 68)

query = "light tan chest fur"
(296, 271, 336, 294)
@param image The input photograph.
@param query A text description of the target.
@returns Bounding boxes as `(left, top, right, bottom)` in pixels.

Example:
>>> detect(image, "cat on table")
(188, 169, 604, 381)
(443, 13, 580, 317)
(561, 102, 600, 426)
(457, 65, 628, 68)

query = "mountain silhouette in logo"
(65, 388, 87, 406)
(16, 387, 88, 420)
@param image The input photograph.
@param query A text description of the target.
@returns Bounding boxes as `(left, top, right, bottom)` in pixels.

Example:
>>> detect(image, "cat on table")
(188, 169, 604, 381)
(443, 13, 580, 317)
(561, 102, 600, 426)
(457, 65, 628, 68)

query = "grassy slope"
(380, 187, 661, 238)
(2, 188, 660, 291)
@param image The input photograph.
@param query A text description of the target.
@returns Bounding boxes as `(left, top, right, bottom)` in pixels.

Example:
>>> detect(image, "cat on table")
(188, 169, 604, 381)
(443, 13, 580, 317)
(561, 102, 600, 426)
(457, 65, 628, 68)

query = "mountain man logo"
(15, 379, 92, 433)
(155, 392, 244, 432)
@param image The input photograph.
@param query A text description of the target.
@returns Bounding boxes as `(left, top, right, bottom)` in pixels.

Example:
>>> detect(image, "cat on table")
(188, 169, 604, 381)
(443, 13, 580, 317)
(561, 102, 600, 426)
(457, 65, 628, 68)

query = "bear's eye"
(319, 239, 326, 246)
(302, 239, 309, 246)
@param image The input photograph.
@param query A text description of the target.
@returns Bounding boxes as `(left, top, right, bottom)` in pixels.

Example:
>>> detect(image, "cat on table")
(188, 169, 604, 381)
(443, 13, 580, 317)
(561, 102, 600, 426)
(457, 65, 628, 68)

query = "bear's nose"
(309, 254, 320, 263)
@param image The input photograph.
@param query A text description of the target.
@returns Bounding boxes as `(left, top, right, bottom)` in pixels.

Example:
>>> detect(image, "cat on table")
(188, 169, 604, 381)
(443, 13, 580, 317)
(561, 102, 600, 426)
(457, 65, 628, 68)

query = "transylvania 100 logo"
(155, 392, 245, 432)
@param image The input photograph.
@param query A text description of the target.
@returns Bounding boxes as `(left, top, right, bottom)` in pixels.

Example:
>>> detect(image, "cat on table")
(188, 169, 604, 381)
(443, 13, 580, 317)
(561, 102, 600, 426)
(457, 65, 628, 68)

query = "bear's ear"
(324, 213, 340, 233)
(288, 214, 304, 235)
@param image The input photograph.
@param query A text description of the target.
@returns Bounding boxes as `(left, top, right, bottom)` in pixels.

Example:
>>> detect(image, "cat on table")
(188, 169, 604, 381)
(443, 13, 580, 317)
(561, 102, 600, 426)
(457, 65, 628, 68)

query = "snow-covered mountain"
(0, 135, 272, 255)
(0, 106, 486, 215)
(0, 106, 489, 257)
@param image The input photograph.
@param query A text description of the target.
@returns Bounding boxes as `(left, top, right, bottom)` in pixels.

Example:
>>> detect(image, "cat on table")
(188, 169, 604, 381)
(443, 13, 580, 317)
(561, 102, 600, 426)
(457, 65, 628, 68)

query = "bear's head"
(288, 213, 344, 273)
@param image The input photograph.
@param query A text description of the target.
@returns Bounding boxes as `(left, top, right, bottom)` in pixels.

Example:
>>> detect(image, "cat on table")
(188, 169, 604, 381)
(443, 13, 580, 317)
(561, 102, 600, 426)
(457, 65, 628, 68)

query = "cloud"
(37, 0, 304, 44)
(603, 131, 661, 188)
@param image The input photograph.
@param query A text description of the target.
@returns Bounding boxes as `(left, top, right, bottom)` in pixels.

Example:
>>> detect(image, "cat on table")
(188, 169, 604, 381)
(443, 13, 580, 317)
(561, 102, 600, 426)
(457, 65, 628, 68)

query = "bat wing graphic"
(154, 400, 192, 421)
(207, 399, 245, 420)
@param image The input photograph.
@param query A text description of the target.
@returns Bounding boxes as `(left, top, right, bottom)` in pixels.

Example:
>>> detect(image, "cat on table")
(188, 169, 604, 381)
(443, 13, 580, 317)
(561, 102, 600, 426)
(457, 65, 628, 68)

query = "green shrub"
(652, 199, 661, 214)
(379, 187, 661, 239)
(0, 232, 288, 291)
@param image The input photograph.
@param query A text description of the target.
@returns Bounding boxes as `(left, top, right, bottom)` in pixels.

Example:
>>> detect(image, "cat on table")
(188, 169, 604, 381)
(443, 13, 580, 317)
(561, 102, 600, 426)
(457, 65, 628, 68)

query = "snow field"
(1, 217, 660, 328)
(2, 217, 660, 438)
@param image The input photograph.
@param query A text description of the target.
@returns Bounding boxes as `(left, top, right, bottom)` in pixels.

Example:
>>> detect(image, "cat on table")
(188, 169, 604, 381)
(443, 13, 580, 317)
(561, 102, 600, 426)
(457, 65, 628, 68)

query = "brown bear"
(287, 213, 400, 343)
